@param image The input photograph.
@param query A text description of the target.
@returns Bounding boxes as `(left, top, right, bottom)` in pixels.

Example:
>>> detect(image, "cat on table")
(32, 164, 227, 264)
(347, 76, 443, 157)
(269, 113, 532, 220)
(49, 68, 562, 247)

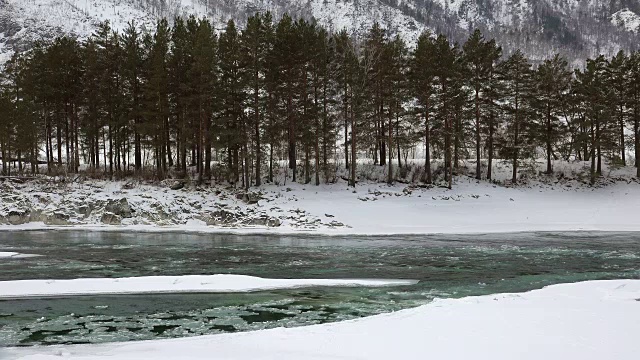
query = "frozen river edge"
(2, 279, 639, 360)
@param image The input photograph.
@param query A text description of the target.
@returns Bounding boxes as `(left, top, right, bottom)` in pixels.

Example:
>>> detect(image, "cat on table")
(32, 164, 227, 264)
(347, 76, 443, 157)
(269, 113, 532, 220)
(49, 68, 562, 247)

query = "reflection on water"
(0, 230, 639, 346)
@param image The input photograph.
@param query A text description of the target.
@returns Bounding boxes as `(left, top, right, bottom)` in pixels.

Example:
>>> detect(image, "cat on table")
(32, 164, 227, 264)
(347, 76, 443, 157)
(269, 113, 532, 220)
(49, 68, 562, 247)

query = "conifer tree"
(142, 19, 171, 178)
(534, 54, 572, 174)
(241, 13, 267, 186)
(432, 35, 462, 189)
(575, 56, 615, 184)
(463, 29, 496, 180)
(609, 50, 629, 165)
(219, 19, 246, 185)
(190, 18, 217, 183)
(122, 21, 144, 173)
(500, 50, 534, 184)
(628, 51, 640, 176)
(410, 32, 436, 184)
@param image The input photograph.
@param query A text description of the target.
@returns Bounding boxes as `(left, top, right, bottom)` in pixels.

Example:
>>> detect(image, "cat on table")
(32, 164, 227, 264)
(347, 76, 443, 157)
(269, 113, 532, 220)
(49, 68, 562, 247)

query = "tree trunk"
(424, 97, 432, 184)
(350, 104, 356, 187)
(590, 121, 596, 185)
(635, 106, 639, 178)
(546, 104, 552, 174)
(596, 117, 602, 175)
(475, 89, 481, 180)
(488, 110, 494, 181)
(620, 105, 626, 165)
(254, 77, 261, 187)
(387, 110, 393, 185)
(512, 90, 519, 185)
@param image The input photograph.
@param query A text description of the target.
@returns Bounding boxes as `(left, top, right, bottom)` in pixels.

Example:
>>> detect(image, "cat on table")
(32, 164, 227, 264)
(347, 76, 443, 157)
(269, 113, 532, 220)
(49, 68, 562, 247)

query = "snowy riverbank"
(3, 279, 639, 360)
(2, 172, 640, 235)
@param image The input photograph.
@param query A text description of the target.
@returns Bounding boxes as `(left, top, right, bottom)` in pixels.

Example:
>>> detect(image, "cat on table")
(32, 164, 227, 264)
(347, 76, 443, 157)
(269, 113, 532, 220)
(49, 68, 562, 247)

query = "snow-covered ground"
(3, 279, 639, 360)
(2, 160, 640, 235)
(0, 275, 417, 298)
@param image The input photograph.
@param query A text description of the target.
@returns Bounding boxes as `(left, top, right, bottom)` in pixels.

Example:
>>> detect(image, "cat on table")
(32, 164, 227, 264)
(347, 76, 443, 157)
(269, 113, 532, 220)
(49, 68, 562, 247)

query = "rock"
(105, 198, 133, 218)
(170, 182, 185, 190)
(101, 212, 122, 225)
(235, 192, 263, 205)
(246, 216, 281, 227)
(150, 203, 172, 221)
(6, 210, 30, 225)
(77, 205, 92, 216)
(28, 210, 46, 223)
(121, 181, 136, 190)
(201, 210, 238, 226)
(328, 220, 346, 227)
(243, 192, 262, 205)
(44, 212, 70, 226)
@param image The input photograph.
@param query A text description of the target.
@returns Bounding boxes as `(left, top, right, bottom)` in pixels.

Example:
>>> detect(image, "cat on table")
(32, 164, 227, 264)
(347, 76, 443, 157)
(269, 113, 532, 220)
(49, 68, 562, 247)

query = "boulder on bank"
(105, 198, 133, 218)
(5, 210, 31, 225)
(44, 211, 71, 226)
(101, 212, 122, 225)
(200, 210, 238, 226)
(246, 216, 281, 227)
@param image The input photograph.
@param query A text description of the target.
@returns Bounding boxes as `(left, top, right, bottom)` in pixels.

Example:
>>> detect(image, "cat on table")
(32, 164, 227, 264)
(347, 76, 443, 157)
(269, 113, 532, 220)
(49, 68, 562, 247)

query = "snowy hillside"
(0, 0, 425, 66)
(1, 0, 640, 66)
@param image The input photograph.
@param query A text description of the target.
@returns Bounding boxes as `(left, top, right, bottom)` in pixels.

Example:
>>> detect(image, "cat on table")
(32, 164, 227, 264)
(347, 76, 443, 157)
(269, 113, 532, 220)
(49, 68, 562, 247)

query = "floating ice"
(0, 275, 418, 299)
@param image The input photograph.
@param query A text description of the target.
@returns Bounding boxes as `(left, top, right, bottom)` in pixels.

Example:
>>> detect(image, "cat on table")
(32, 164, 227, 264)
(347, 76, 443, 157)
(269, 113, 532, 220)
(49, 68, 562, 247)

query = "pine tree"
(141, 19, 171, 179)
(432, 35, 463, 189)
(273, 14, 300, 182)
(190, 18, 217, 183)
(82, 39, 103, 171)
(575, 55, 616, 184)
(365, 23, 388, 167)
(483, 40, 503, 181)
(534, 54, 572, 174)
(385, 35, 408, 184)
(609, 50, 629, 165)
(122, 21, 144, 173)
(500, 50, 535, 184)
(463, 29, 497, 180)
(628, 51, 640, 176)
(333, 30, 355, 173)
(240, 13, 267, 187)
(410, 31, 436, 184)
(219, 19, 246, 186)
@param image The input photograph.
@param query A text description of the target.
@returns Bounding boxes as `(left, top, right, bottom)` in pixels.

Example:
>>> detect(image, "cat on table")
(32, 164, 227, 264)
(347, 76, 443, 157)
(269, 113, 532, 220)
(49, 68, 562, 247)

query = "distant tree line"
(2, 13, 640, 188)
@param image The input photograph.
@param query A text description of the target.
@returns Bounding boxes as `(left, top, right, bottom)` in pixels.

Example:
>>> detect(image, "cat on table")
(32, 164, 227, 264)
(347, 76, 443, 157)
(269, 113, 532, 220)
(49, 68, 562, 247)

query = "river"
(0, 230, 638, 346)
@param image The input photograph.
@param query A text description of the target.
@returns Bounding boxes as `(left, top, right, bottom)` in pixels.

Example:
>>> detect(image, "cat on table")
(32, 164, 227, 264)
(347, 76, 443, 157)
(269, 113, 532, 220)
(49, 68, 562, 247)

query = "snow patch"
(612, 9, 640, 33)
(0, 274, 418, 298)
(0, 251, 40, 259)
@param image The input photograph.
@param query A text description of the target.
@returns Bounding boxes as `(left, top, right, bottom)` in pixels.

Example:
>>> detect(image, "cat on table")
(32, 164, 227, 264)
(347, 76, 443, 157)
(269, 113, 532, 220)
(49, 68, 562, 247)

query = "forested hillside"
(2, 0, 640, 67)
(1, 14, 640, 190)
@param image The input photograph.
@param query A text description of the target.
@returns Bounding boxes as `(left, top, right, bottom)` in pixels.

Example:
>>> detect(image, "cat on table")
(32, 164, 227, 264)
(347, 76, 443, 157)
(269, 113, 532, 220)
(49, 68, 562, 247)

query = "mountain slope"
(1, 0, 640, 67)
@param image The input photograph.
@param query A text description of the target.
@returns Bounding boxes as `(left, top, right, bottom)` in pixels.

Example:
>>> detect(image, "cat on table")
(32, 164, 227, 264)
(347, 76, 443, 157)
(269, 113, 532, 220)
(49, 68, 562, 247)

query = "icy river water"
(0, 230, 639, 346)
